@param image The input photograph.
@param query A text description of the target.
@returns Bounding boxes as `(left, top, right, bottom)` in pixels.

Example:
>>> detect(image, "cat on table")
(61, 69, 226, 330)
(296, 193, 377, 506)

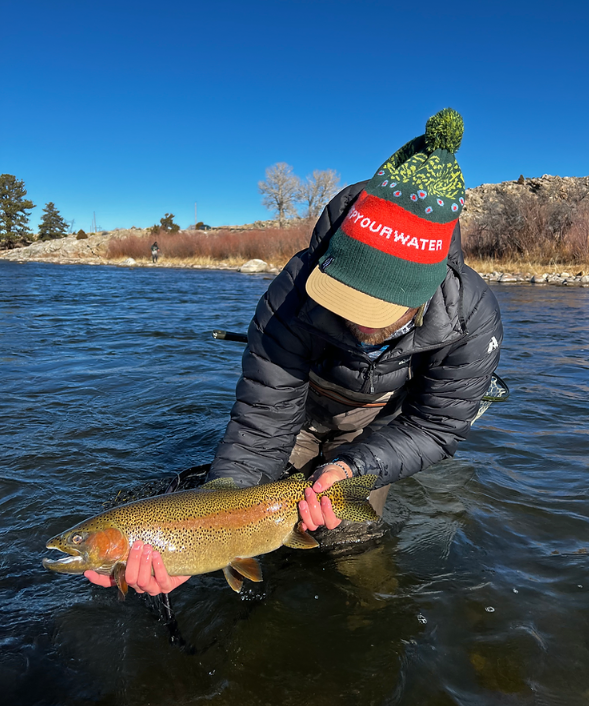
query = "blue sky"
(1, 0, 588, 231)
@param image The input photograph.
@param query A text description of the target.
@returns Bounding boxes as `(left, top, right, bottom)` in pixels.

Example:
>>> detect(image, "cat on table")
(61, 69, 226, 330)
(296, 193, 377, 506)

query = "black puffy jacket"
(209, 181, 503, 488)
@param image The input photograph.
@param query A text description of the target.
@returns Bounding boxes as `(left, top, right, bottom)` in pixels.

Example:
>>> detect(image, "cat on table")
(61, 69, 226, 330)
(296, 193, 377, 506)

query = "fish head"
(43, 523, 129, 575)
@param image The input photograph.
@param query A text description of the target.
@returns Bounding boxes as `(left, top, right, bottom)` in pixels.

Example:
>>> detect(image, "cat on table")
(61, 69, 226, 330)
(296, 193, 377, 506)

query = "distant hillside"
(461, 174, 589, 228)
(460, 174, 589, 265)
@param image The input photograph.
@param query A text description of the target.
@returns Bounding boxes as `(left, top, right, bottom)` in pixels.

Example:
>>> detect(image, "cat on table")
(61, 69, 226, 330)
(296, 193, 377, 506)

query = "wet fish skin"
(43, 473, 378, 594)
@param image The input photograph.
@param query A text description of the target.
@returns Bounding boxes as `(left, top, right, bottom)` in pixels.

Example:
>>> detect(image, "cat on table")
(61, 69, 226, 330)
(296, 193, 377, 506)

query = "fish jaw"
(43, 526, 129, 575)
(42, 549, 89, 574)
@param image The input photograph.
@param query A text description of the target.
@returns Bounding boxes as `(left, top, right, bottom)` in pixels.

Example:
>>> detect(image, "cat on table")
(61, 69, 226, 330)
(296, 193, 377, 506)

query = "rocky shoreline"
(2, 247, 587, 287)
(481, 271, 589, 286)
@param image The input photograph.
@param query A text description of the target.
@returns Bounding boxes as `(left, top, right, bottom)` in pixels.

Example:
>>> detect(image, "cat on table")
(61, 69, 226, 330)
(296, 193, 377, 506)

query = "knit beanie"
(306, 108, 465, 327)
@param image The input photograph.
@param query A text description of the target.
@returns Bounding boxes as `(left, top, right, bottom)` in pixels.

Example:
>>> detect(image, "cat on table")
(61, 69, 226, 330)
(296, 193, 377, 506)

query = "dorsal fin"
(201, 477, 239, 490)
(230, 557, 263, 583)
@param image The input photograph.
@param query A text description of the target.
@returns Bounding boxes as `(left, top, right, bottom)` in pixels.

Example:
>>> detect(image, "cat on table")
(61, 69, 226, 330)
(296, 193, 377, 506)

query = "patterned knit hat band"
(341, 190, 456, 265)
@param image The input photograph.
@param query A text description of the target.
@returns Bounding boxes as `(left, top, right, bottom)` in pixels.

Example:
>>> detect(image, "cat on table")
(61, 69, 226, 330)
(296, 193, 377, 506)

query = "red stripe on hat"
(341, 191, 456, 264)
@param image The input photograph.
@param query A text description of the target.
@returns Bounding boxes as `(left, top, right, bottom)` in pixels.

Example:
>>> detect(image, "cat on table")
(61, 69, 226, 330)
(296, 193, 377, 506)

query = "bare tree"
(299, 169, 342, 218)
(258, 163, 301, 228)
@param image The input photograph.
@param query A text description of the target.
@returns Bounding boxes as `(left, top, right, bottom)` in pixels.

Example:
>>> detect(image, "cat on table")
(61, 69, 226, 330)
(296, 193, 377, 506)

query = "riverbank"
(3, 173, 588, 280)
(1, 237, 587, 286)
(1, 204, 588, 286)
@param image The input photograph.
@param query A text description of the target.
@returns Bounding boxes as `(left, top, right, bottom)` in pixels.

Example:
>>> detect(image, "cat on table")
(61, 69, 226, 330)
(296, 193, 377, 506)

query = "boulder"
(239, 259, 270, 273)
(120, 257, 136, 267)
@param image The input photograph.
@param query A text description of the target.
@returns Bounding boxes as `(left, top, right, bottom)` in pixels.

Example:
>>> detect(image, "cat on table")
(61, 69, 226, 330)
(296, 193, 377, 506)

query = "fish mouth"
(43, 541, 87, 573)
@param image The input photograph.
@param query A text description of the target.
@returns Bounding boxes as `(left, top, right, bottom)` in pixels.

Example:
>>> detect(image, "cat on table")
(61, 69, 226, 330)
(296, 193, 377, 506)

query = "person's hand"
(298, 461, 352, 532)
(84, 540, 190, 596)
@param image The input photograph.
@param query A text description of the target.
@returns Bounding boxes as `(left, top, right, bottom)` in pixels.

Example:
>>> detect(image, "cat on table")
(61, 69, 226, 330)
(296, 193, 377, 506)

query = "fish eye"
(71, 534, 84, 544)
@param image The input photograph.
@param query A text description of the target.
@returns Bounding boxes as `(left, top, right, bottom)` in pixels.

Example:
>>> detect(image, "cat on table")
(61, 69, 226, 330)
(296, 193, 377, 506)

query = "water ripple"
(1, 263, 589, 705)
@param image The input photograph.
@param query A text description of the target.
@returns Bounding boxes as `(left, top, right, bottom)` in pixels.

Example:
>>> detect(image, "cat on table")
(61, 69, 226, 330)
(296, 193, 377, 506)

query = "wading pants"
(288, 411, 393, 518)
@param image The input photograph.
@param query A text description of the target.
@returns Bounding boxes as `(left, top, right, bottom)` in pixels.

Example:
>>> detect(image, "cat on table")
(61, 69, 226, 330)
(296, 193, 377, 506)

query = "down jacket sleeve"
(337, 271, 503, 487)
(208, 264, 312, 486)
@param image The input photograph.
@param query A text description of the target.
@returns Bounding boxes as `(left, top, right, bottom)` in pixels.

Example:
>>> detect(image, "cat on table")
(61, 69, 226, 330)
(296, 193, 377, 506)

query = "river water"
(1, 260, 588, 706)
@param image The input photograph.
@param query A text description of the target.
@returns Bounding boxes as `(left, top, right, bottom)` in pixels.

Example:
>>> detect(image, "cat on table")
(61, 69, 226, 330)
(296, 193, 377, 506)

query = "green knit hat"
(306, 108, 465, 327)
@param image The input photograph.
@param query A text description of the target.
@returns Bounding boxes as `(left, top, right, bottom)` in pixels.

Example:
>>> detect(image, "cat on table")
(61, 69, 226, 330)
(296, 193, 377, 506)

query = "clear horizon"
(2, 0, 588, 233)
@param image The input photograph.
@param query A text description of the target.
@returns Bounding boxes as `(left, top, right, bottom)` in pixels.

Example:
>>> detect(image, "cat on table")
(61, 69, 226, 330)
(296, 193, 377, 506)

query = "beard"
(345, 308, 419, 345)
(345, 320, 404, 345)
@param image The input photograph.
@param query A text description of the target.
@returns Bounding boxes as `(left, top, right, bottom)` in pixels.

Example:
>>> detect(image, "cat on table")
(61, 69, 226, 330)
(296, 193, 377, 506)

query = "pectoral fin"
(283, 524, 320, 549)
(223, 565, 244, 593)
(113, 562, 128, 601)
(230, 557, 263, 583)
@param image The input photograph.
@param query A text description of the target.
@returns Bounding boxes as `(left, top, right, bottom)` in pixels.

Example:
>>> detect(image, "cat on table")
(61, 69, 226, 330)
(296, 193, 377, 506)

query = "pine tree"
(150, 213, 180, 234)
(160, 213, 180, 232)
(38, 202, 69, 241)
(0, 174, 36, 248)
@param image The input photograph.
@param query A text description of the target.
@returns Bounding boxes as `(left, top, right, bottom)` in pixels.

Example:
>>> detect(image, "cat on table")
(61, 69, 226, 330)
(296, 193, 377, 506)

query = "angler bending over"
(87, 108, 503, 596)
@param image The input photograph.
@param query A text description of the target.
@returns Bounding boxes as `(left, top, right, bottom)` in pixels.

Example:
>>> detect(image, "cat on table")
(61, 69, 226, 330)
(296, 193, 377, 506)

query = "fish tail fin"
(324, 474, 380, 523)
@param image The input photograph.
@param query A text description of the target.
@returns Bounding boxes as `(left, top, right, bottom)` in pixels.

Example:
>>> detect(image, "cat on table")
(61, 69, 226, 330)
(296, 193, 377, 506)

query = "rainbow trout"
(43, 473, 378, 595)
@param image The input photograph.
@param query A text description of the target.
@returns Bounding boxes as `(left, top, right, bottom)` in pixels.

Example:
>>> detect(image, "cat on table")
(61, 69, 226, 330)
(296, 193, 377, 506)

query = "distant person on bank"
(151, 242, 160, 263)
(86, 108, 503, 596)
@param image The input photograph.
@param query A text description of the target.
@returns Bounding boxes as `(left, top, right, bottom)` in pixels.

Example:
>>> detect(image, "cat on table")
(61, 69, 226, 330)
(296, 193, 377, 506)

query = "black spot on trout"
(43, 473, 378, 595)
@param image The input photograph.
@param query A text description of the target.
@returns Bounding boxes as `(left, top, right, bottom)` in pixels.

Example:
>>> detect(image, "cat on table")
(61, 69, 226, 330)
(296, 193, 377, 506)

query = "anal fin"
(283, 523, 320, 549)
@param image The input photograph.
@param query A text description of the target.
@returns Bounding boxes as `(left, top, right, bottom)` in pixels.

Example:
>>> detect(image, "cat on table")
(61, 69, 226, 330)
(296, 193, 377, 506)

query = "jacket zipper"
(364, 361, 376, 394)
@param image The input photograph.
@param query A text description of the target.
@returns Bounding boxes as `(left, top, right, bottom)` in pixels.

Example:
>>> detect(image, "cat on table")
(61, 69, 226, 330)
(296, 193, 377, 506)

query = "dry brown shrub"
(462, 188, 589, 266)
(106, 224, 314, 266)
(561, 203, 589, 262)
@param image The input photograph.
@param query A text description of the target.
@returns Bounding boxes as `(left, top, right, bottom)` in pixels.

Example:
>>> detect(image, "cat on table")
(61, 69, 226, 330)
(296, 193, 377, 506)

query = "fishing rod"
(212, 329, 248, 343)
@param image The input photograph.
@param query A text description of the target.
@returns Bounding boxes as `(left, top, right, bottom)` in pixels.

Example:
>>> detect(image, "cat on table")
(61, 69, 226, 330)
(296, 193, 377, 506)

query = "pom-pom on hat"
(306, 108, 465, 327)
